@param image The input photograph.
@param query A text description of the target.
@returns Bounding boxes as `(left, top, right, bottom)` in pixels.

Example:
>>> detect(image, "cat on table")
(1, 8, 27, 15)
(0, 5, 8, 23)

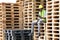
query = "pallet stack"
(16, 0, 24, 29)
(0, 2, 23, 40)
(0, 3, 4, 40)
(46, 0, 60, 40)
(23, 0, 33, 29)
(23, 0, 46, 40)
(33, 0, 46, 40)
(2, 3, 23, 29)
